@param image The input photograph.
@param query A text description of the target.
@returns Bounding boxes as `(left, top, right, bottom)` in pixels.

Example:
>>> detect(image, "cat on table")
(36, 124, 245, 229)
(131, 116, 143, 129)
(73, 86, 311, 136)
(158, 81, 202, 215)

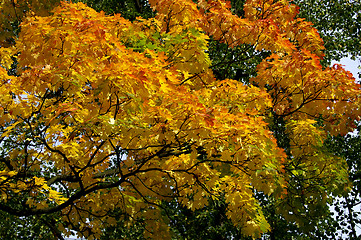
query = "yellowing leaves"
(149, 0, 201, 32)
(0, 0, 61, 47)
(1, 174, 67, 206)
(0, 46, 16, 69)
(253, 46, 360, 135)
(0, 0, 359, 239)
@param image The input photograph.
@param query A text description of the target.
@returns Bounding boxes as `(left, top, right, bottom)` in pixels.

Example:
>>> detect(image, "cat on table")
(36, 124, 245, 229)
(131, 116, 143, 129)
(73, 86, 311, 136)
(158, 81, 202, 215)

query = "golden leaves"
(149, 0, 201, 32)
(254, 48, 360, 135)
(0, 0, 61, 47)
(1, 173, 67, 207)
(0, 0, 359, 239)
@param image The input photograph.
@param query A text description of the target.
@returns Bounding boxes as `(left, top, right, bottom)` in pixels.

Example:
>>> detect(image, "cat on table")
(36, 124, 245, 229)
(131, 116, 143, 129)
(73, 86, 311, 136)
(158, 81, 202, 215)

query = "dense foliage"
(0, 0, 360, 239)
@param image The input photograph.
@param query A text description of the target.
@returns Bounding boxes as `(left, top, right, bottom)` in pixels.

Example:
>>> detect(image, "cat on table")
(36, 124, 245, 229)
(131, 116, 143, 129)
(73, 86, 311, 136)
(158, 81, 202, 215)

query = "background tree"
(293, 0, 361, 239)
(325, 130, 361, 240)
(77, 0, 154, 20)
(293, 0, 361, 66)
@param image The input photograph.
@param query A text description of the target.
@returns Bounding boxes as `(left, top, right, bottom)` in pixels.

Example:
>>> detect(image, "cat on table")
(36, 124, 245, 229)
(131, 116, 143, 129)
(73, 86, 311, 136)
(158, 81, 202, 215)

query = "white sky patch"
(332, 56, 361, 83)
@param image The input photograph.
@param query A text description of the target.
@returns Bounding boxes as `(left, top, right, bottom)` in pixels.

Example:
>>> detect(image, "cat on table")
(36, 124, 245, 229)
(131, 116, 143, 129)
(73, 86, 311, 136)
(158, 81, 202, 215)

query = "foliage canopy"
(0, 0, 360, 239)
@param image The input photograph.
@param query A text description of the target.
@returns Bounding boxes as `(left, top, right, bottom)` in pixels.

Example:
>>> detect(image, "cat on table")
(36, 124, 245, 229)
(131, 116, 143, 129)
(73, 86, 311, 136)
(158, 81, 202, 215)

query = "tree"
(292, 1, 361, 238)
(76, 0, 154, 20)
(0, 0, 61, 47)
(100, 0, 361, 239)
(325, 130, 361, 240)
(0, 0, 360, 239)
(292, 0, 361, 65)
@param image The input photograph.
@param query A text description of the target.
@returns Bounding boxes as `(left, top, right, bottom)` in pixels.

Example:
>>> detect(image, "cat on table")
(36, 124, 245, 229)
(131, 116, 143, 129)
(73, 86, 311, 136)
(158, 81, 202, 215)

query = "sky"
(333, 56, 361, 83)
